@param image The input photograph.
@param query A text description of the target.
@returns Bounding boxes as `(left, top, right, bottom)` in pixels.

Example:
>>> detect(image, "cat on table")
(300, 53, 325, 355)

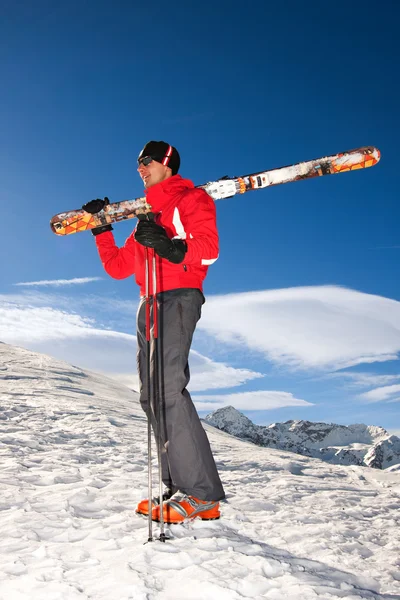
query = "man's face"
(137, 157, 172, 189)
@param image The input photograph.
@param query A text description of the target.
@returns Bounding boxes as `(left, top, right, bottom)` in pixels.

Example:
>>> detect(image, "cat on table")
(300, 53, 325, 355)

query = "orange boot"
(135, 490, 173, 517)
(152, 492, 220, 524)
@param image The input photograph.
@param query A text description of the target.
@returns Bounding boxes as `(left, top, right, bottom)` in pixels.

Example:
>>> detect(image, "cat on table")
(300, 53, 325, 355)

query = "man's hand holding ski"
(82, 197, 113, 236)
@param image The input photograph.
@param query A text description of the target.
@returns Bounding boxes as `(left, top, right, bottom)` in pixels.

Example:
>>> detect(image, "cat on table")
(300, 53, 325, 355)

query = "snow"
(0, 342, 399, 599)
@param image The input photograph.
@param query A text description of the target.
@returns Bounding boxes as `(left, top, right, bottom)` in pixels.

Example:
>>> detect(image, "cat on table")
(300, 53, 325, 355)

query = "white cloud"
(200, 286, 400, 371)
(359, 384, 400, 404)
(0, 297, 262, 394)
(0, 301, 137, 381)
(328, 372, 400, 389)
(106, 352, 263, 394)
(107, 355, 263, 395)
(0, 302, 131, 343)
(193, 390, 313, 412)
(3, 284, 400, 407)
(14, 277, 102, 287)
(188, 350, 264, 391)
(0, 290, 138, 328)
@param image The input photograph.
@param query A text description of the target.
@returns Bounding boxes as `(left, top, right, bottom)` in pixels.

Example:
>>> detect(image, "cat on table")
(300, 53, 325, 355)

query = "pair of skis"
(50, 146, 381, 235)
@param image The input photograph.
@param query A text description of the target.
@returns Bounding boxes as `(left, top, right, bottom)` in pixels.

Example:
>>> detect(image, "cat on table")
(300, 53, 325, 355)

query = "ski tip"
(346, 146, 381, 170)
(364, 146, 381, 166)
(50, 211, 96, 236)
(50, 219, 65, 235)
(50, 218, 73, 236)
(371, 146, 380, 160)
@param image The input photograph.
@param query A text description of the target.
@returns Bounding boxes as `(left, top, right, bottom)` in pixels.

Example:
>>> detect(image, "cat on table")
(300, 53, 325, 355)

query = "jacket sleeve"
(177, 189, 219, 266)
(94, 230, 136, 279)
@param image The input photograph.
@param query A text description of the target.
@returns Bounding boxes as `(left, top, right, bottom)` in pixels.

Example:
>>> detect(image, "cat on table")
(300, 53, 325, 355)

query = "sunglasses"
(138, 156, 154, 167)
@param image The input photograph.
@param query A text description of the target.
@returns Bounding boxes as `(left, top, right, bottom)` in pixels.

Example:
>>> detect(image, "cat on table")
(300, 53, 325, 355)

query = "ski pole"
(144, 246, 153, 543)
(151, 250, 167, 542)
(141, 212, 168, 543)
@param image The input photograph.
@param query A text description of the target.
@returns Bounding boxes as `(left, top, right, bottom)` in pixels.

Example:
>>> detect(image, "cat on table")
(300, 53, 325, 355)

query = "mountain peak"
(205, 406, 256, 439)
(205, 406, 397, 470)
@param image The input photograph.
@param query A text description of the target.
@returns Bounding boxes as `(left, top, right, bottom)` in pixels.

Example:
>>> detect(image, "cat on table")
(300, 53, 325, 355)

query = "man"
(83, 141, 225, 524)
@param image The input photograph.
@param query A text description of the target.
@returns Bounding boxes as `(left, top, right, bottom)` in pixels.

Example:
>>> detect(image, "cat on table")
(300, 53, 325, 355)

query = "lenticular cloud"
(200, 285, 400, 371)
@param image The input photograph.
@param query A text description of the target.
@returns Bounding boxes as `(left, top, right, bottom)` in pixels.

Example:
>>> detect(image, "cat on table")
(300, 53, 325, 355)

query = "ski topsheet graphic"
(50, 146, 380, 236)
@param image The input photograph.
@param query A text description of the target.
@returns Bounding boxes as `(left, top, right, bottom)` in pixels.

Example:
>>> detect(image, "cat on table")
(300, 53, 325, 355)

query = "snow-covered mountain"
(204, 406, 400, 470)
(364, 435, 400, 469)
(1, 342, 399, 599)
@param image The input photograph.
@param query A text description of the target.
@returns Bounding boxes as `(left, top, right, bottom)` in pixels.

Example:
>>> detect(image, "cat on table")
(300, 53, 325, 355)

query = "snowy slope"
(205, 406, 400, 469)
(0, 342, 399, 600)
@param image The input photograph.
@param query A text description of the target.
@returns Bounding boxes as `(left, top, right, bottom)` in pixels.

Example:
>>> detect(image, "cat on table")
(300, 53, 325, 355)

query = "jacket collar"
(144, 175, 194, 211)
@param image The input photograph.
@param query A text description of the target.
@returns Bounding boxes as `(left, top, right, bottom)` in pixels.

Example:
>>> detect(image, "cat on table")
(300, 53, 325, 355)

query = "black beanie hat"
(138, 141, 180, 175)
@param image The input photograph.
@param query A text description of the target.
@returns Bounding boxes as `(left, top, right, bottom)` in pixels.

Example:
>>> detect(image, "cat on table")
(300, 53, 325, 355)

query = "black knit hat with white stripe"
(138, 141, 180, 175)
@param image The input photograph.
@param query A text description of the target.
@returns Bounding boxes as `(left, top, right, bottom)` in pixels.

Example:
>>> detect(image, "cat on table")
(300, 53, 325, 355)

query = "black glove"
(134, 220, 187, 264)
(82, 197, 113, 236)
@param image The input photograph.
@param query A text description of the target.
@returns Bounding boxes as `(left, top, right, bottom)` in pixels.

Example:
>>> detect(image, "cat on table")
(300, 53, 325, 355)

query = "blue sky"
(1, 1, 400, 432)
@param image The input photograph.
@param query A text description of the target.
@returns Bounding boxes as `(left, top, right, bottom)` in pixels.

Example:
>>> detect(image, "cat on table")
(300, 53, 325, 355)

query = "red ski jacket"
(95, 175, 219, 296)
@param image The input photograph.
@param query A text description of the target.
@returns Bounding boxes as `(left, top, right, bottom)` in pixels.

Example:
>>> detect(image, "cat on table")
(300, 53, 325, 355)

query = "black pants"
(136, 288, 225, 502)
